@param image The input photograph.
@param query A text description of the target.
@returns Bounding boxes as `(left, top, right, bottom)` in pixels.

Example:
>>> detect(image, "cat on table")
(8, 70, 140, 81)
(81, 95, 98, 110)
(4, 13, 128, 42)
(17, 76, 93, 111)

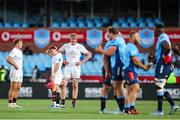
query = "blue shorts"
(155, 62, 172, 80)
(124, 70, 139, 85)
(111, 65, 124, 81)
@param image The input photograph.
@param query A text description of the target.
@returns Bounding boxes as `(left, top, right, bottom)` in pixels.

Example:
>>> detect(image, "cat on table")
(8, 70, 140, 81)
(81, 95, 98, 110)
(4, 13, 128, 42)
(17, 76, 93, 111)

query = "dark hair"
(155, 23, 164, 29)
(13, 39, 22, 45)
(108, 27, 119, 35)
(129, 31, 137, 38)
(48, 46, 57, 50)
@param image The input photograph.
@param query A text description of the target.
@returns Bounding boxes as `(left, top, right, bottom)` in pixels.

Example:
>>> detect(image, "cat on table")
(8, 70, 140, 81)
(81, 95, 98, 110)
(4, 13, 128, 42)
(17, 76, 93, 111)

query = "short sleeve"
(9, 49, 16, 58)
(79, 44, 88, 54)
(110, 39, 118, 47)
(128, 45, 139, 57)
(59, 44, 66, 52)
(54, 54, 63, 63)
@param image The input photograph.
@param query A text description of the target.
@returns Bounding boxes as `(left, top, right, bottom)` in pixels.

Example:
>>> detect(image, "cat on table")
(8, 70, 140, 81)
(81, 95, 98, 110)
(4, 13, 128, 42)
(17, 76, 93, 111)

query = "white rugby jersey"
(52, 52, 63, 74)
(9, 47, 23, 71)
(59, 43, 88, 63)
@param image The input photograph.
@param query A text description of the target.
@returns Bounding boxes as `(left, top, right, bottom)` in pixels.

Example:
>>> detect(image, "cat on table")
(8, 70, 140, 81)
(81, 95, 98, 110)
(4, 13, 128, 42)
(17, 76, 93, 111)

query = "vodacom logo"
(1, 32, 10, 41)
(52, 32, 61, 41)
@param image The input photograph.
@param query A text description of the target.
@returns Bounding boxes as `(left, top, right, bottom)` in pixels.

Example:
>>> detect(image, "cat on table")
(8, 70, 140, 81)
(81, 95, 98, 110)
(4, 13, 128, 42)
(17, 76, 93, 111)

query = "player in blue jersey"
(151, 23, 179, 116)
(123, 31, 150, 115)
(96, 27, 126, 113)
(99, 35, 119, 113)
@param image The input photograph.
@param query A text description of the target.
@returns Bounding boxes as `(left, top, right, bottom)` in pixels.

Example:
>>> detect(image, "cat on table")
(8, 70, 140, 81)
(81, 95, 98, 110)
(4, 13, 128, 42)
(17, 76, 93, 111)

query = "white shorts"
(63, 65, 81, 80)
(54, 74, 63, 85)
(10, 69, 23, 83)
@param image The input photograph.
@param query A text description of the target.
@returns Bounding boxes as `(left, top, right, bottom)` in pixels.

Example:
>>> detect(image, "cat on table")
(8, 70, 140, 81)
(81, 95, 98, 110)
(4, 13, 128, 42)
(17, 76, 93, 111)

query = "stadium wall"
(0, 83, 179, 100)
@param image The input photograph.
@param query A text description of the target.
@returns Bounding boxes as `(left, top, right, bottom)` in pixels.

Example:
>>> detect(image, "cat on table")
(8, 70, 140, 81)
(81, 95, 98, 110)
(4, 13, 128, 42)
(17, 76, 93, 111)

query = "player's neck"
(15, 46, 22, 51)
(71, 42, 77, 45)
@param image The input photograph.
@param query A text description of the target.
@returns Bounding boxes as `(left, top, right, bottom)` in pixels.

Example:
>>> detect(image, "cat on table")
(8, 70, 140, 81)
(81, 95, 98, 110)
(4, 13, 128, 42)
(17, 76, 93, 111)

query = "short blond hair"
(70, 33, 77, 39)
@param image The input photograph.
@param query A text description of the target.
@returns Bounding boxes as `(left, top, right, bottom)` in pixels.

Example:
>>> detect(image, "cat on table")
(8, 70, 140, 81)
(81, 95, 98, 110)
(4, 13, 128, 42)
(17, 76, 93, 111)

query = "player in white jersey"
(6, 39, 23, 108)
(46, 46, 63, 108)
(59, 33, 91, 108)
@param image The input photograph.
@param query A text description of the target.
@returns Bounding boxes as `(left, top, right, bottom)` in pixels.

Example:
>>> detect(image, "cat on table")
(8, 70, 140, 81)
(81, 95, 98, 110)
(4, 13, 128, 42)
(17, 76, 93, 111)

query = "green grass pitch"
(0, 99, 179, 119)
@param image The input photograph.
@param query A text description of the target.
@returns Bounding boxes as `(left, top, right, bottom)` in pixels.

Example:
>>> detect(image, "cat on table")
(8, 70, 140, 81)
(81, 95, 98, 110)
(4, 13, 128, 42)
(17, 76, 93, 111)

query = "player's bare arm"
(162, 41, 171, 55)
(6, 56, 19, 70)
(50, 63, 61, 81)
(75, 52, 91, 66)
(131, 56, 150, 71)
(103, 55, 111, 79)
(96, 46, 117, 56)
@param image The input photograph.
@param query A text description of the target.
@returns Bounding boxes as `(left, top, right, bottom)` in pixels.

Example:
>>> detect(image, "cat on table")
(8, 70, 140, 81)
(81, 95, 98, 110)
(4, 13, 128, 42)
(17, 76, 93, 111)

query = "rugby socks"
(13, 98, 17, 104)
(124, 104, 130, 114)
(52, 91, 56, 105)
(130, 102, 135, 110)
(72, 98, 77, 106)
(100, 96, 107, 111)
(8, 99, 13, 103)
(56, 92, 60, 105)
(157, 95, 163, 112)
(164, 91, 175, 107)
(157, 89, 164, 112)
(117, 96, 125, 111)
(114, 95, 118, 103)
(61, 99, 65, 105)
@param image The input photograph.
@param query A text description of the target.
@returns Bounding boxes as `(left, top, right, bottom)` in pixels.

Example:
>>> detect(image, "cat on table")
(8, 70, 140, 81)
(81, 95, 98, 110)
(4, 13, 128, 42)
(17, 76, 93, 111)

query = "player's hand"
(14, 65, 19, 70)
(63, 61, 69, 65)
(105, 72, 111, 80)
(75, 61, 83, 66)
(95, 46, 103, 53)
(50, 73, 56, 81)
(144, 65, 151, 71)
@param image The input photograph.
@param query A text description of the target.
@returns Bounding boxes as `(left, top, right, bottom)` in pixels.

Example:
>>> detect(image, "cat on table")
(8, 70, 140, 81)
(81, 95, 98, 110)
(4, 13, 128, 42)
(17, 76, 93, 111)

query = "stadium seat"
(145, 18, 153, 23)
(51, 22, 60, 28)
(138, 22, 146, 28)
(4, 22, 12, 28)
(0, 23, 3, 28)
(87, 22, 94, 28)
(112, 22, 120, 27)
(147, 22, 155, 28)
(154, 18, 162, 23)
(22, 22, 29, 28)
(78, 22, 86, 28)
(13, 22, 21, 28)
(118, 17, 126, 23)
(120, 22, 129, 28)
(136, 18, 144, 23)
(127, 17, 134, 23)
(61, 22, 69, 27)
(95, 22, 103, 28)
(69, 22, 77, 28)
(129, 22, 137, 27)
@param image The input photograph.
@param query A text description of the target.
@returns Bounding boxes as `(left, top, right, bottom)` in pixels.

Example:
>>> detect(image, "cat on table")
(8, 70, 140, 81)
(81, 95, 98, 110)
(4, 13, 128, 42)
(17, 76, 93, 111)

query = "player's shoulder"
(159, 33, 169, 41)
(127, 43, 137, 50)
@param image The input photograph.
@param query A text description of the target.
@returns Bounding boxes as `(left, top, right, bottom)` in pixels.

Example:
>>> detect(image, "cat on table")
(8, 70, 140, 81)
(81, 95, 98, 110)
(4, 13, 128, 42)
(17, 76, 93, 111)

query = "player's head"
(70, 33, 77, 45)
(46, 46, 58, 56)
(154, 23, 164, 37)
(107, 27, 119, 40)
(13, 39, 23, 49)
(129, 31, 140, 45)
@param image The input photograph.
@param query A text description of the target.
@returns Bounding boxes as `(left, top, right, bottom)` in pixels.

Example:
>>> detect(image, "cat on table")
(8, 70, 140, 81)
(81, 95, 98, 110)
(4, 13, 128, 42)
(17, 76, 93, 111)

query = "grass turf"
(0, 99, 179, 119)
